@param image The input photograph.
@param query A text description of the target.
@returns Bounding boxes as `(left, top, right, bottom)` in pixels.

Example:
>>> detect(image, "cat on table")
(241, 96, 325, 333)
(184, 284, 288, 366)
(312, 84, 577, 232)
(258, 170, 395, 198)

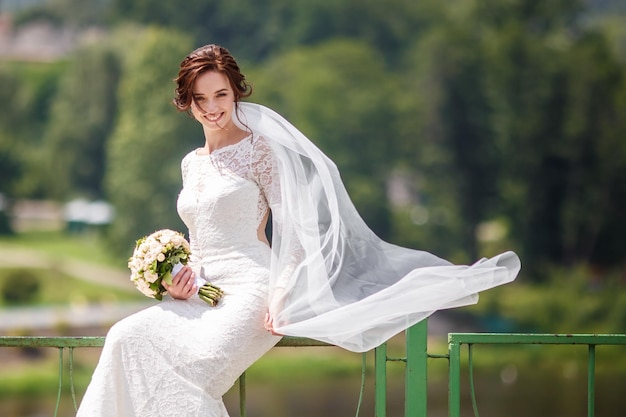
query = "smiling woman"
(172, 45, 254, 156)
(76, 43, 520, 417)
(189, 71, 252, 154)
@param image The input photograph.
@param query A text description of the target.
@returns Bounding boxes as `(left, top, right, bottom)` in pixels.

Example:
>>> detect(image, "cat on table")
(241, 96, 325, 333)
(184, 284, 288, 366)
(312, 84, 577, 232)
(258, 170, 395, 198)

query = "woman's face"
(190, 71, 236, 131)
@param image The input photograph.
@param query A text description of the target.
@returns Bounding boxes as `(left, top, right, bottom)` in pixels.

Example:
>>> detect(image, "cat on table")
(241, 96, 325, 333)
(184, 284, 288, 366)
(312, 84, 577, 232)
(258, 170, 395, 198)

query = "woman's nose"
(203, 99, 218, 113)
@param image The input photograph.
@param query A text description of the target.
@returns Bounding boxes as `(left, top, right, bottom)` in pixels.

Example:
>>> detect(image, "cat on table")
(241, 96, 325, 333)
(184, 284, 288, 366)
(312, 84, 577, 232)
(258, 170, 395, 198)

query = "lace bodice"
(177, 134, 277, 265)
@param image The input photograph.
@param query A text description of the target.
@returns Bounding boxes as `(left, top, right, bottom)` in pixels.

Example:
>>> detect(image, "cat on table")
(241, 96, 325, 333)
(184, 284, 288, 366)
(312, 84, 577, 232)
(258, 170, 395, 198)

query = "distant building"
(64, 198, 114, 234)
(0, 13, 77, 61)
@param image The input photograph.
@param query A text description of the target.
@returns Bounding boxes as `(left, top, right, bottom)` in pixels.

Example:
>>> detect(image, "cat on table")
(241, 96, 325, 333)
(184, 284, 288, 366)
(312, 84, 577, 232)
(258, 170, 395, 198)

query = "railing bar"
(449, 333, 626, 345)
(374, 343, 387, 417)
(4, 334, 625, 349)
(448, 339, 461, 417)
(0, 328, 618, 349)
(468, 345, 481, 417)
(354, 352, 367, 417)
(0, 336, 106, 348)
(588, 345, 596, 417)
(387, 354, 449, 361)
(428, 353, 450, 359)
(405, 321, 428, 417)
(239, 371, 246, 417)
(70, 347, 78, 411)
(0, 335, 331, 348)
(54, 348, 63, 417)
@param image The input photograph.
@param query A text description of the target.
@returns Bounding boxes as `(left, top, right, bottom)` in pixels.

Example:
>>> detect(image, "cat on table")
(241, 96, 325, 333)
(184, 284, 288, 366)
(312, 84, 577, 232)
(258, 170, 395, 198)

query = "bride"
(76, 44, 520, 416)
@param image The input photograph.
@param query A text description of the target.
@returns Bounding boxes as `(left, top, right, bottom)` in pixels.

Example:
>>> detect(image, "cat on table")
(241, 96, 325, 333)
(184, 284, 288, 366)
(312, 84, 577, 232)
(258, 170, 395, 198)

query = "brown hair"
(173, 44, 252, 113)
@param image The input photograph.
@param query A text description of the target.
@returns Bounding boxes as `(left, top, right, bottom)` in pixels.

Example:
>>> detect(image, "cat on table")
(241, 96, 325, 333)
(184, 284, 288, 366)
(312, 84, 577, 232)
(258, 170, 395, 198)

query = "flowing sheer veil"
(234, 102, 521, 352)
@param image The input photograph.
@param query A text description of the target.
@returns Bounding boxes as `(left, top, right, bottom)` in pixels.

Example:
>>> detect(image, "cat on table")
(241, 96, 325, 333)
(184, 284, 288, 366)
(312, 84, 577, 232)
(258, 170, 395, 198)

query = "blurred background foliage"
(1, 0, 625, 288)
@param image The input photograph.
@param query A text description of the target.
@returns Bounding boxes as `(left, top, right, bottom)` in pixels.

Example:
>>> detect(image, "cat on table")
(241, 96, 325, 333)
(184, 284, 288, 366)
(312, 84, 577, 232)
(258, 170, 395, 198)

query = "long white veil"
(235, 102, 521, 352)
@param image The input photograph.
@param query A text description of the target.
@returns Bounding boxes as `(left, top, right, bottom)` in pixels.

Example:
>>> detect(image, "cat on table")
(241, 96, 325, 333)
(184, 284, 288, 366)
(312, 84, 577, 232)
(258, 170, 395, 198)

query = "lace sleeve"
(249, 136, 279, 224)
(250, 136, 302, 294)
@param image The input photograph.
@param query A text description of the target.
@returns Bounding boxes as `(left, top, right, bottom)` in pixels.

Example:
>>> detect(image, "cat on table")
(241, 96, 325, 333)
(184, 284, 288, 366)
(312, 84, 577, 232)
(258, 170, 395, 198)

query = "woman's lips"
(204, 112, 223, 123)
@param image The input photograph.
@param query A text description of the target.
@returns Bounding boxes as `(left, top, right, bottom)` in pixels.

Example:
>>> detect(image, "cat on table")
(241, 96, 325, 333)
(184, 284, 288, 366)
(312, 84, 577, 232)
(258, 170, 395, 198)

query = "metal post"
(448, 337, 461, 417)
(405, 320, 428, 417)
(239, 372, 246, 417)
(588, 345, 595, 417)
(375, 343, 387, 417)
(54, 348, 64, 417)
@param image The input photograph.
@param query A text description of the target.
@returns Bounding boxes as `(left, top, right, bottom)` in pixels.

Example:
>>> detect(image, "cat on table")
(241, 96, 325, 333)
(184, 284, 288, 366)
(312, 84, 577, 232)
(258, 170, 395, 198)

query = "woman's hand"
(162, 265, 197, 300)
(264, 312, 283, 336)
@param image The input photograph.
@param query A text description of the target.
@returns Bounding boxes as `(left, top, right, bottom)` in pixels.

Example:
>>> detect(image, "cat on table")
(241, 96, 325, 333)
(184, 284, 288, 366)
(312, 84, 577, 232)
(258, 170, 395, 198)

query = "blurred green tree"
(3, 0, 626, 277)
(558, 32, 626, 268)
(249, 39, 400, 238)
(107, 0, 438, 63)
(0, 61, 66, 198)
(476, 0, 626, 275)
(104, 27, 197, 254)
(43, 45, 121, 199)
(394, 10, 504, 262)
(0, 69, 22, 199)
(14, 0, 110, 27)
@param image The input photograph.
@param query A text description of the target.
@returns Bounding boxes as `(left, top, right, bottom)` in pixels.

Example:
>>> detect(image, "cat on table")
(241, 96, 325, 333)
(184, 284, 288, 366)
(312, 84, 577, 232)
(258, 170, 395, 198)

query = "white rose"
(149, 241, 161, 253)
(158, 233, 172, 245)
(135, 279, 156, 297)
(144, 270, 159, 283)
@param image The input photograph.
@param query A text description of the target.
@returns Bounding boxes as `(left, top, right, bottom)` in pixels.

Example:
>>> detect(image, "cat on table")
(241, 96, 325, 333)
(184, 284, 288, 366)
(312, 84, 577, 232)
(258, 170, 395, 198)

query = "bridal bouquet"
(128, 229, 224, 306)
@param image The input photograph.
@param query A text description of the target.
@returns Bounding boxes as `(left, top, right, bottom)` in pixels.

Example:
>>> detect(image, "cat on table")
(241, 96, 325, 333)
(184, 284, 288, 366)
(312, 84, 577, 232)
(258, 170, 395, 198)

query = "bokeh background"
(0, 1, 625, 416)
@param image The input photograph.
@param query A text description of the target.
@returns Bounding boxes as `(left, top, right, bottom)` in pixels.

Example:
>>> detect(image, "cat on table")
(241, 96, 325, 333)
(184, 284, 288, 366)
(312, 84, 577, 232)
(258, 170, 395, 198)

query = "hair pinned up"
(173, 44, 252, 113)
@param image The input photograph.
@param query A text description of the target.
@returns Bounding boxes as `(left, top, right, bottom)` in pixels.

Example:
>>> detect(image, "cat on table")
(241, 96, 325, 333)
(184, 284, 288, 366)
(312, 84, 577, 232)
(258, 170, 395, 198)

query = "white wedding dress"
(77, 103, 521, 416)
(76, 134, 282, 417)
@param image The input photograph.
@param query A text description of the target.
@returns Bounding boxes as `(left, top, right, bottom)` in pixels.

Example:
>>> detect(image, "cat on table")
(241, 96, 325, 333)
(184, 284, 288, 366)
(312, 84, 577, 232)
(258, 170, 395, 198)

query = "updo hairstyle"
(173, 44, 252, 113)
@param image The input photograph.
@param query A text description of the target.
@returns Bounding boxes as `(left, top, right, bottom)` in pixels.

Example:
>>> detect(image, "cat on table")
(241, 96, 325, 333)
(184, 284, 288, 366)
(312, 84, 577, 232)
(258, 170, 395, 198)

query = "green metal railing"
(0, 321, 433, 417)
(0, 335, 331, 417)
(374, 320, 448, 417)
(447, 333, 626, 417)
(0, 319, 435, 417)
(3, 325, 626, 417)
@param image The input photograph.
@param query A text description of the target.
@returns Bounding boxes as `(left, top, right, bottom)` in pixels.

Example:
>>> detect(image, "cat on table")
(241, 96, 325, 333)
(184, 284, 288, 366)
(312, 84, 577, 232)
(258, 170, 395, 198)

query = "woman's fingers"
(167, 266, 196, 299)
(264, 312, 282, 335)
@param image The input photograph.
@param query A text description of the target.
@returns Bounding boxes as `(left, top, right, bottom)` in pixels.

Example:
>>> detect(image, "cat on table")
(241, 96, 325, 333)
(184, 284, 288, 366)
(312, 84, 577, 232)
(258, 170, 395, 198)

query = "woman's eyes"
(194, 92, 228, 101)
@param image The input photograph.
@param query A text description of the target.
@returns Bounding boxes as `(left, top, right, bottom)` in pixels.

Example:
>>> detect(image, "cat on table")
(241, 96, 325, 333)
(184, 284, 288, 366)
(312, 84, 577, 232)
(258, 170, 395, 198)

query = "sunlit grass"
(0, 230, 140, 305)
(0, 267, 143, 307)
(0, 230, 127, 268)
